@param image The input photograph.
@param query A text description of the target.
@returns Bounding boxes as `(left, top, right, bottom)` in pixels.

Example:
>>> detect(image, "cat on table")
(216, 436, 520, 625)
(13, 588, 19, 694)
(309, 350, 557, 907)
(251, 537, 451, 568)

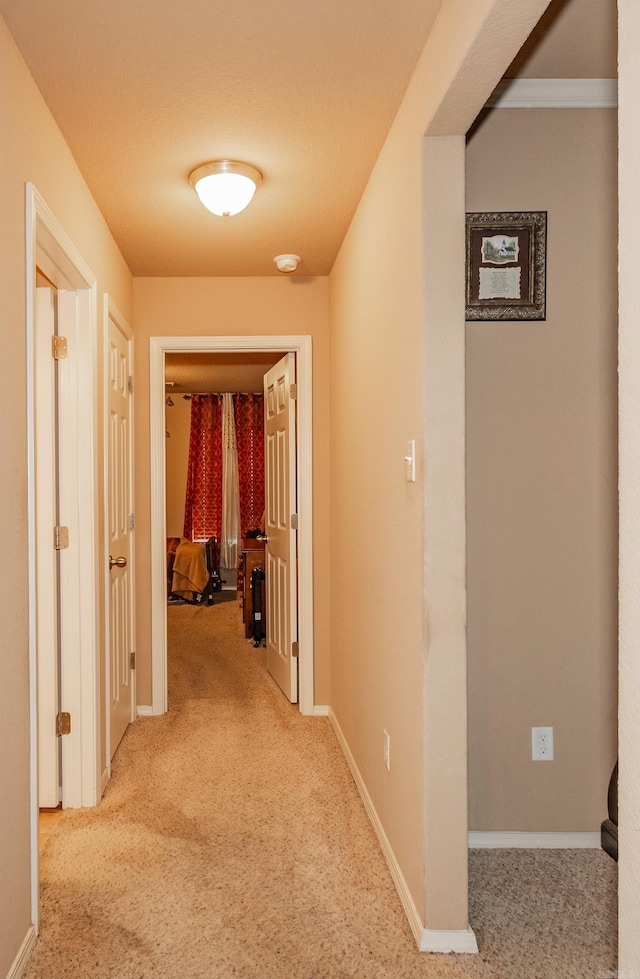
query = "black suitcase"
(251, 567, 266, 646)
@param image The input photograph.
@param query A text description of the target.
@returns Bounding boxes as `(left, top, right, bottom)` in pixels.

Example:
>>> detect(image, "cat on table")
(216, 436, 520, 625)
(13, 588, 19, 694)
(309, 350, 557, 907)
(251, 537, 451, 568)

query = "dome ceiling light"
(188, 161, 263, 217)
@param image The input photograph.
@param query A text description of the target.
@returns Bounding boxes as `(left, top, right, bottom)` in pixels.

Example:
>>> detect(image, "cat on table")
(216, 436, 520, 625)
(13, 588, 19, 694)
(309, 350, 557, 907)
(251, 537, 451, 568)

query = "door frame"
(26, 185, 101, 927)
(103, 295, 136, 781)
(149, 335, 314, 715)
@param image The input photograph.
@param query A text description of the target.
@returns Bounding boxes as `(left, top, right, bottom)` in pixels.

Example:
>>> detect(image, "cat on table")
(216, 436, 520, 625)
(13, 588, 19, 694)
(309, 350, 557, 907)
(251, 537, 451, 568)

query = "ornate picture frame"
(465, 211, 547, 321)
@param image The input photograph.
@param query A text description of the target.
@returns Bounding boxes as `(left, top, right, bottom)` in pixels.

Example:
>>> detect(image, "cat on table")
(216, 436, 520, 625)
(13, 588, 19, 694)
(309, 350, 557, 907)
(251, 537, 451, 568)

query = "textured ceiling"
(0, 0, 617, 277)
(165, 353, 282, 393)
(0, 0, 443, 276)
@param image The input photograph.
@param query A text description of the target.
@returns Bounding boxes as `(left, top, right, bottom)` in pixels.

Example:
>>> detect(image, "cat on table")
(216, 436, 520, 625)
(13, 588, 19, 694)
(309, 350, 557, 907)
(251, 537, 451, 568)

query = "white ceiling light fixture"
(274, 254, 301, 273)
(188, 160, 263, 217)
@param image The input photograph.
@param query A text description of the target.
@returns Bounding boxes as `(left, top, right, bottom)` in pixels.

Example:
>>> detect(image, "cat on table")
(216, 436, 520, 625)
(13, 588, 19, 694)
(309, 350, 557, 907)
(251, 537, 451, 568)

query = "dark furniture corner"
(239, 538, 266, 639)
(204, 536, 223, 593)
(601, 761, 618, 862)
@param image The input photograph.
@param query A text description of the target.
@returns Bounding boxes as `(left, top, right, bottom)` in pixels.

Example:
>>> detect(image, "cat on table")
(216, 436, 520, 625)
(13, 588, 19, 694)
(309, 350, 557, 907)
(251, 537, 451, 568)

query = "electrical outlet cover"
(532, 726, 554, 761)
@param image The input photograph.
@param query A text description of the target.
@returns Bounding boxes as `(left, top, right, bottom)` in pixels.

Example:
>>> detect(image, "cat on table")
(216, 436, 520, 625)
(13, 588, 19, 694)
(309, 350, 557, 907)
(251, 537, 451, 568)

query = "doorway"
(27, 185, 101, 928)
(149, 335, 315, 716)
(464, 91, 618, 843)
(164, 350, 292, 698)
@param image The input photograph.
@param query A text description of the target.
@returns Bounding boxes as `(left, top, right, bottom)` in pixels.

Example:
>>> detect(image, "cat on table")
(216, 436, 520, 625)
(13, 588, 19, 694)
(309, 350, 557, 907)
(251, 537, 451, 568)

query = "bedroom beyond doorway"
(149, 335, 316, 717)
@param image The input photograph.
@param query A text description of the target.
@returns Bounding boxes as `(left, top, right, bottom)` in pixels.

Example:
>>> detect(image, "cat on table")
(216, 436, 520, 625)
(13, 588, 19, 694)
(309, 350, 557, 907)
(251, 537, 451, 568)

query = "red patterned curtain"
(234, 393, 265, 536)
(183, 395, 222, 541)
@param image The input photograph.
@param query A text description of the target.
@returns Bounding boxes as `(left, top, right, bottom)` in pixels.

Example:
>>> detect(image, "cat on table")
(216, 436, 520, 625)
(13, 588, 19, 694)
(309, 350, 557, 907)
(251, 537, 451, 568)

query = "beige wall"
(132, 277, 331, 707)
(329, 0, 551, 934)
(618, 0, 640, 970)
(0, 14, 132, 975)
(165, 396, 191, 538)
(465, 107, 618, 831)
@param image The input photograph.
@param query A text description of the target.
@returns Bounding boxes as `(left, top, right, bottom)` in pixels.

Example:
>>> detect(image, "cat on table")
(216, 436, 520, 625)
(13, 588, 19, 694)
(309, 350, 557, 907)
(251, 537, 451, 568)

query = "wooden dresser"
(239, 538, 266, 639)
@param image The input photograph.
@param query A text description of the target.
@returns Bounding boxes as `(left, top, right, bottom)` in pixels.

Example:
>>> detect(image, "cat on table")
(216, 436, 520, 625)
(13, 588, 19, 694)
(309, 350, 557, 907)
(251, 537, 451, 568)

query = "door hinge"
(290, 382, 297, 401)
(290, 513, 298, 530)
(129, 512, 135, 531)
(54, 525, 69, 550)
(130, 651, 136, 670)
(292, 641, 299, 659)
(128, 375, 134, 394)
(51, 336, 68, 360)
(56, 712, 71, 736)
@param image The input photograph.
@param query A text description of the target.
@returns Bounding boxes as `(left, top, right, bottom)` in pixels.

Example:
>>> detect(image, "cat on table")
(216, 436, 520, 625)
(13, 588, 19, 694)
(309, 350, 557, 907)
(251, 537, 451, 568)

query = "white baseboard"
(420, 928, 479, 954)
(328, 709, 477, 955)
(6, 926, 36, 979)
(136, 705, 153, 717)
(313, 705, 329, 716)
(487, 78, 618, 109)
(469, 831, 601, 849)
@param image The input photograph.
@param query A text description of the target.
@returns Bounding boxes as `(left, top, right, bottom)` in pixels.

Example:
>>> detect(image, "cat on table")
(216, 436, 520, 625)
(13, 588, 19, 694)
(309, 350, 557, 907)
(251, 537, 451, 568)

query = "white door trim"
(103, 295, 136, 784)
(34, 286, 59, 809)
(149, 335, 314, 715)
(26, 184, 101, 927)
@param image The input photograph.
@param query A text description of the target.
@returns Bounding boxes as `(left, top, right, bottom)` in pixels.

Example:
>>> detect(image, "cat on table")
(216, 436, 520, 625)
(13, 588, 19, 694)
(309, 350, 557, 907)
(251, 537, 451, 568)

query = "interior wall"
(132, 277, 331, 707)
(329, 0, 552, 935)
(0, 14, 132, 975)
(465, 107, 618, 832)
(165, 396, 191, 537)
(617, 0, 640, 969)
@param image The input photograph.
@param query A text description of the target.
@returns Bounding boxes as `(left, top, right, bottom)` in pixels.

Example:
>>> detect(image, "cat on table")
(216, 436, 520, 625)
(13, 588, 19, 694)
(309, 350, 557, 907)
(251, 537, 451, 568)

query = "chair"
(167, 535, 222, 604)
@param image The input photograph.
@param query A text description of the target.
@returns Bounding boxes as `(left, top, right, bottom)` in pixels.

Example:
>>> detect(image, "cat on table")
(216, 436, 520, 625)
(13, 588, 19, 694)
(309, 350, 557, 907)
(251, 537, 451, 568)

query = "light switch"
(405, 440, 416, 482)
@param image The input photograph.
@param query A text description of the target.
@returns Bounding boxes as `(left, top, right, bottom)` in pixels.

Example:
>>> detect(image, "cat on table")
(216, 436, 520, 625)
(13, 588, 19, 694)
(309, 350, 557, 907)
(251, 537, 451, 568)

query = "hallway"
(26, 601, 617, 978)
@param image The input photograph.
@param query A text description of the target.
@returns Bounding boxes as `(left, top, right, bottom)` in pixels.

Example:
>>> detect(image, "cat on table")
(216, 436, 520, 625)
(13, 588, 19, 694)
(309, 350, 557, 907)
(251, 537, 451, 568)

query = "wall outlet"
(383, 730, 391, 771)
(532, 726, 554, 761)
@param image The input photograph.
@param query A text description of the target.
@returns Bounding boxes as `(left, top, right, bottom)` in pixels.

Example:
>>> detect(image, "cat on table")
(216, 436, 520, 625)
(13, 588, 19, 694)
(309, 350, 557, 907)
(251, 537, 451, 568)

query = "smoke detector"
(274, 254, 301, 273)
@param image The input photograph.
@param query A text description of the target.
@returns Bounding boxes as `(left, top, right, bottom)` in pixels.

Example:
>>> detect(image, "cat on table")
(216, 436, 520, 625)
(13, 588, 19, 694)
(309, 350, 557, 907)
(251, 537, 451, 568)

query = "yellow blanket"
(171, 538, 209, 595)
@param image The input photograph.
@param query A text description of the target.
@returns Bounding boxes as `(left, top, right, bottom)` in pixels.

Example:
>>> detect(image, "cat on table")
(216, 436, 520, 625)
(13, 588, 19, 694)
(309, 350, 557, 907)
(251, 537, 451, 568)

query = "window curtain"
(183, 391, 265, 552)
(183, 395, 222, 542)
(221, 393, 241, 569)
(234, 393, 265, 536)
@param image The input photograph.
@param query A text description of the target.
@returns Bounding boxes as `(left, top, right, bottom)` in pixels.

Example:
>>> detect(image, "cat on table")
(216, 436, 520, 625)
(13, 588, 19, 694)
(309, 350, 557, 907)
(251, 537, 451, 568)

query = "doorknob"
(109, 555, 127, 569)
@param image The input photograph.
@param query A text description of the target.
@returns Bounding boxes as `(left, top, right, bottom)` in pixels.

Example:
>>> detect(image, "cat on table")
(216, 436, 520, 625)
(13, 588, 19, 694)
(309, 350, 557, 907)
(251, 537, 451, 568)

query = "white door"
(107, 309, 134, 758)
(35, 285, 60, 808)
(264, 353, 298, 702)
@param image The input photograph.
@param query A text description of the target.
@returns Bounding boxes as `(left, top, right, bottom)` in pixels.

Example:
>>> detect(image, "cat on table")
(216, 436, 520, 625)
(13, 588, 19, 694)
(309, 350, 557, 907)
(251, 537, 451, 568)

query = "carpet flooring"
(25, 602, 618, 978)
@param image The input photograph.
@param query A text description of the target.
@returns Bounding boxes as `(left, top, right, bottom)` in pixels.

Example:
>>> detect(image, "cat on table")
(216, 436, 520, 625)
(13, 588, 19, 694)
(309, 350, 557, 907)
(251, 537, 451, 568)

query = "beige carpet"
(26, 602, 617, 978)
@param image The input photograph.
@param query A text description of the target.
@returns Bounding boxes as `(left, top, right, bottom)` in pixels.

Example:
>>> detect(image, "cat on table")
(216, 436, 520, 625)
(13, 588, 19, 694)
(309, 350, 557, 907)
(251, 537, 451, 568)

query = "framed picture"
(465, 211, 547, 321)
